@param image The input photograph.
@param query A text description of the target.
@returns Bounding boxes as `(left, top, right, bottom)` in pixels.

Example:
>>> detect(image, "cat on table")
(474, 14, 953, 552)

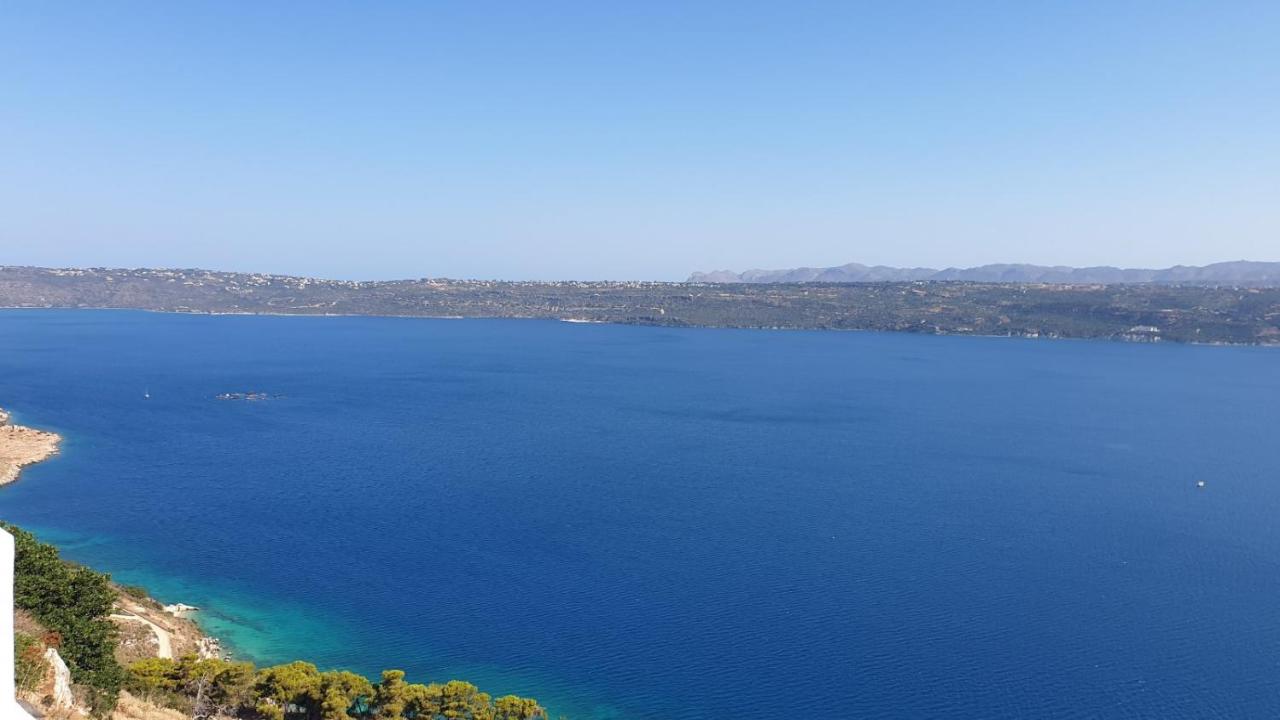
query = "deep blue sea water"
(2, 310, 1280, 719)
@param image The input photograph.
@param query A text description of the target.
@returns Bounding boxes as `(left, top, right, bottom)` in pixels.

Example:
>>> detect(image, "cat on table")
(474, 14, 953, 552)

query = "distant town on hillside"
(2, 265, 1279, 345)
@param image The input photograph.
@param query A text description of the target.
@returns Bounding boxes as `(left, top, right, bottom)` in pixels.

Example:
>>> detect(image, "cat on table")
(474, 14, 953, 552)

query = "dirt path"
(110, 613, 174, 659)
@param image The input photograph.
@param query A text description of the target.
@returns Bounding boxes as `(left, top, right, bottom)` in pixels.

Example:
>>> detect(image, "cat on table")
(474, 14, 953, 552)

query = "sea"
(2, 309, 1279, 719)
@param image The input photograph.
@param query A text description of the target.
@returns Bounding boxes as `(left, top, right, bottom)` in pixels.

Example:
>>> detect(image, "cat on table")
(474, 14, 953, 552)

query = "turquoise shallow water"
(3, 309, 1280, 718)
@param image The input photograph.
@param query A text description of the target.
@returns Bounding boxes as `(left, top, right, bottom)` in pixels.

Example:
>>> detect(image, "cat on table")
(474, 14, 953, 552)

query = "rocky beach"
(0, 407, 62, 485)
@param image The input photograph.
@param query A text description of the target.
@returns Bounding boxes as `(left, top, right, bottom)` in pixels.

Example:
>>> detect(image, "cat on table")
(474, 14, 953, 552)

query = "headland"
(0, 407, 62, 485)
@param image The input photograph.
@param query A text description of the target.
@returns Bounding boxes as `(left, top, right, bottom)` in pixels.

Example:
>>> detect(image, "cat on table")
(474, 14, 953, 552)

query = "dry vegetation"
(0, 409, 62, 485)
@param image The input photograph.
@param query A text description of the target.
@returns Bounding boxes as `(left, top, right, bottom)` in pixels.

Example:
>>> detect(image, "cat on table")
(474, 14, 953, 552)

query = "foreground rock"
(42, 647, 75, 711)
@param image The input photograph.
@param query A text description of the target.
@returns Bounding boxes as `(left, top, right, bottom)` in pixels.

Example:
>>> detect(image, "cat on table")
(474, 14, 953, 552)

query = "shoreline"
(0, 408, 581, 719)
(1, 406, 229, 663)
(2, 302, 1280, 348)
(0, 407, 63, 485)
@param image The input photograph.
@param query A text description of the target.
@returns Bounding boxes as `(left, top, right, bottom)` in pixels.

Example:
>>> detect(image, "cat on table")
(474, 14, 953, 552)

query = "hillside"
(2, 266, 1280, 344)
(689, 260, 1280, 285)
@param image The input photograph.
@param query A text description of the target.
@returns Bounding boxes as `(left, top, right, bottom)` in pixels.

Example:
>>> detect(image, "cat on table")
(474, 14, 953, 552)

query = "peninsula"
(2, 265, 1280, 345)
(0, 407, 61, 485)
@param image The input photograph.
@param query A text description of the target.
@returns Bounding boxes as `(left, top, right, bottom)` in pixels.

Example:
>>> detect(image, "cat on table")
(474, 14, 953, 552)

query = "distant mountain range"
(689, 260, 1280, 286)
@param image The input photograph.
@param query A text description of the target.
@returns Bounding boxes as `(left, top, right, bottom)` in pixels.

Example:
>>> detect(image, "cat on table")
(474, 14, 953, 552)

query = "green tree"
(493, 695, 548, 720)
(322, 670, 374, 702)
(402, 682, 439, 718)
(322, 686, 353, 720)
(177, 656, 256, 716)
(374, 670, 408, 720)
(256, 661, 324, 718)
(125, 657, 179, 700)
(321, 670, 374, 719)
(438, 680, 493, 720)
(256, 700, 287, 720)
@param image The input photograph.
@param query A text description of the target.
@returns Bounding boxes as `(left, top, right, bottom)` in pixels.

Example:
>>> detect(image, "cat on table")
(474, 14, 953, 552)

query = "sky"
(2, 2, 1278, 281)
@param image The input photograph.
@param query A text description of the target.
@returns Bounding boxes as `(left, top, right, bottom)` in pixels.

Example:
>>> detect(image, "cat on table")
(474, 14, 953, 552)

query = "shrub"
(15, 632, 48, 693)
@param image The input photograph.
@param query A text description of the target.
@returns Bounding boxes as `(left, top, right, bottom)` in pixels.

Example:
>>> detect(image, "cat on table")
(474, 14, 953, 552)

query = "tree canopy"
(125, 658, 547, 720)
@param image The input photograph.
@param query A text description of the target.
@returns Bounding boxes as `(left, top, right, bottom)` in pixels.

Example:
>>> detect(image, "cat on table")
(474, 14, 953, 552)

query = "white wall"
(1, 528, 37, 718)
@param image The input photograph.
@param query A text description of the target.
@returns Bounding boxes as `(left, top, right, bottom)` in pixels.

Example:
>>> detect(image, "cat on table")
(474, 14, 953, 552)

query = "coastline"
(0, 403, 585, 719)
(2, 304, 1277, 348)
(1, 405, 228, 660)
(0, 407, 63, 485)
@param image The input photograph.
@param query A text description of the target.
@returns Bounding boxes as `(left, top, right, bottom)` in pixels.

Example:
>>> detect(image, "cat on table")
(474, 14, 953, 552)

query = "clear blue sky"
(2, 2, 1277, 280)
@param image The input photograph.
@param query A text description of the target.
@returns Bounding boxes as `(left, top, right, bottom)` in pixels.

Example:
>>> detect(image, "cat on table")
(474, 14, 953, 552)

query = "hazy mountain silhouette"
(689, 260, 1280, 285)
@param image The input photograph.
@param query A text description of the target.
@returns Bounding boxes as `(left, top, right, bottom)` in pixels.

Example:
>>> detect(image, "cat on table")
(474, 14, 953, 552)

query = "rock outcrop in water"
(215, 392, 277, 401)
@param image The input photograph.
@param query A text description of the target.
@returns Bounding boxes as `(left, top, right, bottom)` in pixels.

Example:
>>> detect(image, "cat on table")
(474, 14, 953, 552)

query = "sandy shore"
(0, 407, 62, 485)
